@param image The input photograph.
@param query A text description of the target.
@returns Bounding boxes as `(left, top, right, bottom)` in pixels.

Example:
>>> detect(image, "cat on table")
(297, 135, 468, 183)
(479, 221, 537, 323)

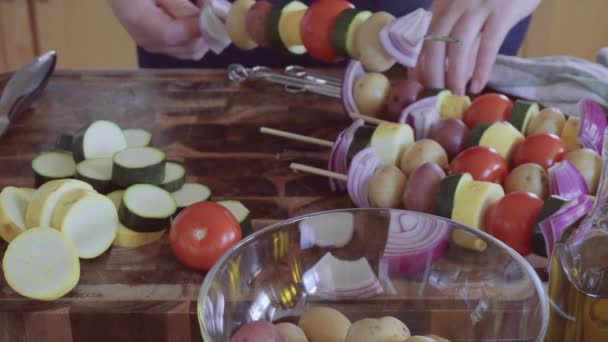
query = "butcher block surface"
(0, 68, 351, 342)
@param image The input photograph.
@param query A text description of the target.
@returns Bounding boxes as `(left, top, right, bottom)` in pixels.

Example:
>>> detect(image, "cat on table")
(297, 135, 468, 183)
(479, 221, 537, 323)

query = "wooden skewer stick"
(348, 112, 390, 125)
(260, 127, 334, 148)
(290, 163, 348, 181)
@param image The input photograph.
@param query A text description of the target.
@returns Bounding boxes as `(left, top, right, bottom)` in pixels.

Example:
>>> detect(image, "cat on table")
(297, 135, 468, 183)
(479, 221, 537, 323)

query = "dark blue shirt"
(138, 0, 531, 68)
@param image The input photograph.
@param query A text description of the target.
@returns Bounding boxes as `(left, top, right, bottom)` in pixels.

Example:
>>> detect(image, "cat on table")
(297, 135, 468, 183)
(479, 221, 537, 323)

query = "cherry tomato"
(484, 191, 544, 256)
(462, 93, 513, 129)
(300, 0, 353, 62)
(512, 133, 568, 169)
(170, 201, 242, 271)
(450, 146, 508, 183)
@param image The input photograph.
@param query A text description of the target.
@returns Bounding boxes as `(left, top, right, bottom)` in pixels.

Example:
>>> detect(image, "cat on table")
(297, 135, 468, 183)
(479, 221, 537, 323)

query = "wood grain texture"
(0, 0, 36, 72)
(31, 0, 137, 70)
(0, 69, 545, 342)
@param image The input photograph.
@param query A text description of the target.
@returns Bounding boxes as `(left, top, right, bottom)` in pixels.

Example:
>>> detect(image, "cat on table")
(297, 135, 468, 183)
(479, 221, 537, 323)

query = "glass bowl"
(197, 208, 548, 341)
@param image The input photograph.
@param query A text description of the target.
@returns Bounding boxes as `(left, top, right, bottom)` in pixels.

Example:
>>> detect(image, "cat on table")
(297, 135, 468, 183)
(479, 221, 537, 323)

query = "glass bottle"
(545, 128, 608, 341)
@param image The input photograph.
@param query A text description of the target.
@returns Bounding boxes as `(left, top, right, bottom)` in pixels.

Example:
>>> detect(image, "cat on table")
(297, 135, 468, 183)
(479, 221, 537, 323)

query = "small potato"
(345, 316, 411, 342)
(355, 12, 396, 72)
(353, 72, 391, 117)
(426, 335, 451, 342)
(245, 0, 273, 47)
(275, 322, 308, 342)
(399, 139, 449, 176)
(504, 163, 549, 199)
(368, 165, 407, 208)
(298, 306, 350, 342)
(526, 107, 566, 136)
(226, 0, 258, 50)
(402, 162, 446, 213)
(565, 148, 602, 194)
(387, 80, 424, 120)
(427, 119, 470, 160)
(231, 321, 286, 342)
(406, 337, 436, 342)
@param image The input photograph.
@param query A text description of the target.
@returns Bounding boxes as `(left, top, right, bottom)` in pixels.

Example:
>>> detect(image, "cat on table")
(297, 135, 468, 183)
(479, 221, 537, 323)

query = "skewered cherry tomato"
(512, 133, 568, 169)
(450, 146, 508, 184)
(300, 0, 353, 62)
(485, 191, 544, 256)
(462, 93, 513, 129)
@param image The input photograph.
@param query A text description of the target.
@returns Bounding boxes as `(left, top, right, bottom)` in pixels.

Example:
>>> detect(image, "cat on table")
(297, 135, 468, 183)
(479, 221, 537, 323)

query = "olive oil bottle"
(546, 127, 608, 341)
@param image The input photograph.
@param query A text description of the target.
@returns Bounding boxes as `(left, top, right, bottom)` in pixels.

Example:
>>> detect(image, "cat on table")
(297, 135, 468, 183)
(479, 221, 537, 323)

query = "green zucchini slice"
(32, 151, 77, 187)
(75, 158, 115, 194)
(118, 184, 176, 233)
(172, 183, 212, 213)
(72, 120, 127, 162)
(331, 9, 373, 58)
(111, 147, 166, 187)
(346, 125, 376, 165)
(266, 1, 308, 53)
(466, 122, 492, 148)
(123, 128, 152, 148)
(218, 200, 252, 236)
(531, 195, 569, 257)
(435, 173, 474, 218)
(508, 100, 540, 134)
(160, 162, 186, 193)
(2, 227, 80, 301)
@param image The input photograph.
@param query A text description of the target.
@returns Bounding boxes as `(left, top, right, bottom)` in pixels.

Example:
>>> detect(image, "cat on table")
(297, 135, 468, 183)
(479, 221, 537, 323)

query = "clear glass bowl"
(197, 209, 548, 341)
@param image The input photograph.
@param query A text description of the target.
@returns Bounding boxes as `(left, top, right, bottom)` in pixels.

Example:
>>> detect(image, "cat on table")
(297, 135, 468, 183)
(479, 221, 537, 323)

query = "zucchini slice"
(32, 151, 77, 187)
(267, 1, 308, 53)
(76, 158, 115, 194)
(123, 128, 152, 148)
(111, 147, 166, 187)
(55, 133, 74, 151)
(435, 173, 473, 219)
(160, 162, 186, 193)
(346, 125, 375, 165)
(172, 183, 212, 213)
(119, 184, 176, 233)
(331, 9, 372, 59)
(0, 186, 31, 243)
(531, 195, 569, 257)
(466, 123, 492, 148)
(72, 120, 127, 162)
(107, 190, 166, 248)
(370, 122, 414, 166)
(218, 200, 252, 236)
(52, 190, 118, 259)
(508, 100, 539, 134)
(2, 227, 80, 301)
(25, 179, 93, 228)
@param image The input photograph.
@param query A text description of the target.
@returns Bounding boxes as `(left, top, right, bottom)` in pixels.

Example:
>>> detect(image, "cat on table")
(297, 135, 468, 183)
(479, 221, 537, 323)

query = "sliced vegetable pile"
(231, 305, 450, 341)
(201, 0, 434, 69)
(0, 119, 253, 300)
(293, 94, 605, 260)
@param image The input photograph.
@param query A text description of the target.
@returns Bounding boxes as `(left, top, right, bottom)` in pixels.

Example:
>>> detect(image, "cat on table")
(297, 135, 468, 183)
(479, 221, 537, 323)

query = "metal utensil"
(227, 64, 341, 98)
(0, 51, 57, 138)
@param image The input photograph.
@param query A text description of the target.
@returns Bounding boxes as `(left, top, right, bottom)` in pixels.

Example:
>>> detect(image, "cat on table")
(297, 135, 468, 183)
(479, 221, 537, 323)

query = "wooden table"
(0, 69, 353, 342)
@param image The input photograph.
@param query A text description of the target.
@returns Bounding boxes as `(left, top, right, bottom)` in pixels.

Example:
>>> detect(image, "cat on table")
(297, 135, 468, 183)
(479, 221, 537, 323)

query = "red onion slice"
(299, 212, 355, 249)
(342, 61, 365, 116)
(329, 119, 364, 191)
(200, 1, 232, 54)
(399, 96, 440, 139)
(209, 0, 231, 20)
(539, 194, 593, 257)
(578, 99, 608, 155)
(548, 160, 589, 200)
(347, 147, 382, 208)
(382, 211, 451, 275)
(378, 9, 432, 68)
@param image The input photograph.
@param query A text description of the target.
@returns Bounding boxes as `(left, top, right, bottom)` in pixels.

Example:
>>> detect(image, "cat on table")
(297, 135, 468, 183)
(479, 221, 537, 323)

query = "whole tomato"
(512, 133, 568, 169)
(300, 0, 353, 62)
(462, 93, 513, 129)
(170, 201, 242, 271)
(484, 192, 544, 256)
(450, 146, 508, 183)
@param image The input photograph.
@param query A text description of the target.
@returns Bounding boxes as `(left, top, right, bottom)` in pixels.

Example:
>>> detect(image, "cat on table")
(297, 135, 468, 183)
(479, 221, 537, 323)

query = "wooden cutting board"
(0, 69, 353, 342)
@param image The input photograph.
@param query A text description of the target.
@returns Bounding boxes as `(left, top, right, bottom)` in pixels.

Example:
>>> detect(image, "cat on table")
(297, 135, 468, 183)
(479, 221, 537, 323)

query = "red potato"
(427, 119, 470, 160)
(386, 80, 424, 120)
(245, 0, 273, 47)
(402, 162, 446, 213)
(231, 321, 286, 342)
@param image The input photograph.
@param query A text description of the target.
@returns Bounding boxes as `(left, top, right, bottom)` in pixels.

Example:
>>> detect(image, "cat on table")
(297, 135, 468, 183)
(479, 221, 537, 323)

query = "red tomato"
(462, 93, 513, 129)
(170, 201, 242, 271)
(484, 192, 544, 256)
(300, 0, 353, 62)
(512, 133, 568, 169)
(450, 146, 509, 183)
